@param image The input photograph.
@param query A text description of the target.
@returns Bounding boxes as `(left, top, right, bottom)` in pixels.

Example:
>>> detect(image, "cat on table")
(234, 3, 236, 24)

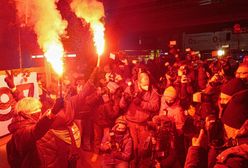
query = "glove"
(89, 67, 99, 83)
(51, 98, 64, 114)
(133, 97, 142, 105)
(4, 70, 15, 89)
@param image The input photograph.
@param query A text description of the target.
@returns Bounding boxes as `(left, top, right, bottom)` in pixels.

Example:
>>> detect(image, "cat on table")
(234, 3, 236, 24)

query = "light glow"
(92, 22, 105, 56)
(217, 49, 225, 57)
(44, 42, 64, 76)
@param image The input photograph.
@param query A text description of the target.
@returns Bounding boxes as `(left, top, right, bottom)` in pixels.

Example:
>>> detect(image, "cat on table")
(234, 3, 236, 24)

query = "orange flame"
(13, 0, 67, 76)
(44, 42, 64, 76)
(70, 0, 105, 65)
(92, 22, 105, 56)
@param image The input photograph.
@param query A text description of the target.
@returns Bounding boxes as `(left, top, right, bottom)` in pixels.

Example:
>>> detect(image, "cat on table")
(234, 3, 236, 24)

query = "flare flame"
(70, 0, 105, 58)
(13, 0, 67, 76)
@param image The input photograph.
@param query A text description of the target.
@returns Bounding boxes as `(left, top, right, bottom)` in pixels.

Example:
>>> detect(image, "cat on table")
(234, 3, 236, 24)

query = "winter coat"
(8, 115, 80, 168)
(94, 94, 121, 127)
(159, 98, 185, 132)
(100, 128, 133, 165)
(185, 144, 248, 168)
(120, 83, 160, 123)
(185, 111, 248, 168)
(7, 81, 96, 168)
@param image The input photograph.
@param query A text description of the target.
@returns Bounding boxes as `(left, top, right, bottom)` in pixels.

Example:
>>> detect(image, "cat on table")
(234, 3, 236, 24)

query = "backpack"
(6, 136, 21, 168)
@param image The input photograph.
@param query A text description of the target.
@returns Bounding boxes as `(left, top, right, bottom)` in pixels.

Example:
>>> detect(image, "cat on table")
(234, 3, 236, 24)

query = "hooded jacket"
(7, 81, 96, 168)
(185, 119, 248, 168)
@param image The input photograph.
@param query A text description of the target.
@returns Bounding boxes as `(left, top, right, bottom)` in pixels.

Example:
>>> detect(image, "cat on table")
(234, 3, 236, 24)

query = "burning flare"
(70, 0, 105, 64)
(13, 0, 67, 76)
(44, 42, 64, 76)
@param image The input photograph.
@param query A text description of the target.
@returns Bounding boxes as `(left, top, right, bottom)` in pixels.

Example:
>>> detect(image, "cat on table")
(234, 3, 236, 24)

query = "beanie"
(163, 86, 177, 99)
(221, 78, 247, 96)
(221, 89, 248, 129)
(115, 116, 127, 125)
(15, 97, 42, 114)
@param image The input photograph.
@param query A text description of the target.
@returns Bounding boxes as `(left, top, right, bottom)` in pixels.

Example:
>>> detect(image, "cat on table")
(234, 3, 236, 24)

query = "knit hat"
(221, 89, 248, 129)
(15, 97, 42, 114)
(221, 78, 247, 96)
(163, 86, 177, 99)
(115, 115, 127, 125)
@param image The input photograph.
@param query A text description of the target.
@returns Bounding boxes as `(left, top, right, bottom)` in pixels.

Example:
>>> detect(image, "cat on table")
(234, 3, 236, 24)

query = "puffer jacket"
(8, 115, 69, 168)
(7, 81, 96, 168)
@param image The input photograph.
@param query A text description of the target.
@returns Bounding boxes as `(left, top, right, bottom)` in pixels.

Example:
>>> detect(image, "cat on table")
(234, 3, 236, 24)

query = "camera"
(109, 131, 119, 151)
(193, 92, 213, 103)
(194, 115, 225, 148)
(146, 115, 175, 158)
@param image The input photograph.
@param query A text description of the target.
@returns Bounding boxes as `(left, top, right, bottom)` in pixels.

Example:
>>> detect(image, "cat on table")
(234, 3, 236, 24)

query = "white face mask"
(140, 85, 149, 91)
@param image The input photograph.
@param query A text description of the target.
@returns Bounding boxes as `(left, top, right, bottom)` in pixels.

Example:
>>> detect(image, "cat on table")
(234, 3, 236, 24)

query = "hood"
(8, 114, 36, 133)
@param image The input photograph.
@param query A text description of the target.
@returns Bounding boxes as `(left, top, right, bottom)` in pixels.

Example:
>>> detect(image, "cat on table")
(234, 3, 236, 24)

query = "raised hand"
(5, 70, 15, 89)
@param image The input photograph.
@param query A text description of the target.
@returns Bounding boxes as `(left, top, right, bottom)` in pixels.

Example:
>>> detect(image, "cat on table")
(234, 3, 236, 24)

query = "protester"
(6, 68, 99, 168)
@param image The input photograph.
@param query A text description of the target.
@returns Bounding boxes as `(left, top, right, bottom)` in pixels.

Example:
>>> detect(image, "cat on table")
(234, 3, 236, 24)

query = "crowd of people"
(5, 48, 248, 168)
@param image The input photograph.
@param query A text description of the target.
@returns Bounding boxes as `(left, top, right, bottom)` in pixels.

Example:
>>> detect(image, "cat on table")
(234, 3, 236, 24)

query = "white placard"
(0, 72, 39, 137)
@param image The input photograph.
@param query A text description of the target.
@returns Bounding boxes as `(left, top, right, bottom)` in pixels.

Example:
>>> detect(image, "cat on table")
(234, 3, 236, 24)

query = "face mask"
(166, 101, 174, 107)
(240, 78, 248, 84)
(115, 130, 125, 135)
(140, 85, 149, 91)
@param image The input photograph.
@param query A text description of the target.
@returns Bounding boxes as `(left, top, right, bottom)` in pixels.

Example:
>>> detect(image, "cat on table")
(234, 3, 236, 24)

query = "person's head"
(15, 97, 42, 120)
(138, 72, 150, 91)
(165, 68, 177, 82)
(178, 64, 189, 77)
(235, 63, 248, 82)
(220, 78, 247, 108)
(221, 90, 248, 139)
(243, 55, 248, 63)
(163, 86, 177, 106)
(114, 116, 127, 134)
